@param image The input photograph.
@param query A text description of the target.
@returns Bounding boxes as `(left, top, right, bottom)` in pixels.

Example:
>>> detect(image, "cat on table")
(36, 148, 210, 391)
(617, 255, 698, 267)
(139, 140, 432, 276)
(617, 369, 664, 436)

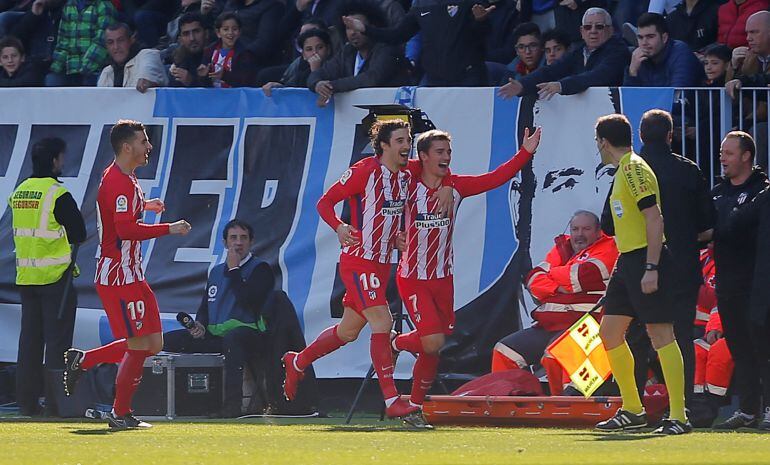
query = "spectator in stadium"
(491, 211, 618, 396)
(0, 36, 43, 86)
(726, 10, 770, 96)
(161, 0, 221, 52)
(255, 16, 329, 86)
(342, 0, 495, 86)
(262, 28, 331, 96)
(0, 0, 32, 38)
(665, 0, 720, 53)
(167, 12, 210, 87)
(97, 23, 167, 92)
(504, 22, 544, 82)
(309, 0, 407, 105)
(131, 0, 179, 48)
(45, 0, 116, 86)
(199, 12, 257, 88)
(6, 0, 64, 66)
(207, 0, 285, 71)
(484, 0, 524, 65)
(622, 109, 715, 411)
(541, 28, 570, 65)
(623, 13, 704, 87)
(703, 43, 732, 87)
(498, 7, 630, 100)
(550, 0, 611, 44)
(717, 0, 769, 49)
(164, 219, 273, 418)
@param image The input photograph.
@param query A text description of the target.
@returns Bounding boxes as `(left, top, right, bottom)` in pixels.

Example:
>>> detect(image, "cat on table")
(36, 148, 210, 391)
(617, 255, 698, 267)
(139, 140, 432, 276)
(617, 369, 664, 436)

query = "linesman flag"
(546, 313, 611, 397)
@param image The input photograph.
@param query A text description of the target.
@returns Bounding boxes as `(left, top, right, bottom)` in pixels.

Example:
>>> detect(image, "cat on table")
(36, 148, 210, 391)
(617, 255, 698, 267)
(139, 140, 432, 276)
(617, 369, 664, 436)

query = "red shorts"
(339, 254, 392, 314)
(96, 281, 162, 339)
(397, 275, 455, 336)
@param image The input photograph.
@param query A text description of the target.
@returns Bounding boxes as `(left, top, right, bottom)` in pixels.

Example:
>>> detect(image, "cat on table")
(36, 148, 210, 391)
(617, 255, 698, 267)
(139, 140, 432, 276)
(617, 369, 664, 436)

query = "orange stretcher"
(418, 395, 668, 427)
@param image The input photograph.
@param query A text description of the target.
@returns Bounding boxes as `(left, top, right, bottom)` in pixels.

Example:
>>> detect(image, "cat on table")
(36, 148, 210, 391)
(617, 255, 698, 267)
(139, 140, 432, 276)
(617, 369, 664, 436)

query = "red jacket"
(695, 248, 717, 327)
(718, 0, 770, 48)
(527, 233, 619, 332)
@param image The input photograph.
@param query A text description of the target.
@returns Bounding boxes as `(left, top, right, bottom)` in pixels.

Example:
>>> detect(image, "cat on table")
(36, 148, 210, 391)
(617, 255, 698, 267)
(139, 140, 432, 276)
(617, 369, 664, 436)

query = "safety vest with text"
(9, 177, 71, 285)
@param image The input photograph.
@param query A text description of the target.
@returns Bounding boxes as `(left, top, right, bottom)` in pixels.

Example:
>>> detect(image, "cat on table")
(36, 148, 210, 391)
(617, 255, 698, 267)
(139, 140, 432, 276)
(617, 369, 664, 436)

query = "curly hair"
(370, 119, 410, 156)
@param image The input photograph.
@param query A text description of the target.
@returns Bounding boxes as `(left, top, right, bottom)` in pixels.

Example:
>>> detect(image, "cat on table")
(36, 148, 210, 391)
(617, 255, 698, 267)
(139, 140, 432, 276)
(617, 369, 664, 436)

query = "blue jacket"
(518, 36, 630, 96)
(623, 39, 704, 87)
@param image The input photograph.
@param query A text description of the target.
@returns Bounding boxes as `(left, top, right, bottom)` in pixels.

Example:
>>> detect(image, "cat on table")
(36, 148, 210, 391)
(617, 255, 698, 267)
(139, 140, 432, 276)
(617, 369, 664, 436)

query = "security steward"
(9, 137, 85, 416)
(704, 131, 770, 430)
(621, 110, 715, 412)
(592, 114, 690, 435)
(163, 219, 274, 417)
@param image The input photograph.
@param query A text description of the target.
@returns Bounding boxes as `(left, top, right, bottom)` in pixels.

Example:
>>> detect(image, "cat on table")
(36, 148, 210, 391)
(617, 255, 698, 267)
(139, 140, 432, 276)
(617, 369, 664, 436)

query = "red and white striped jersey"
(317, 156, 410, 264)
(95, 163, 145, 285)
(398, 147, 534, 280)
(695, 248, 717, 326)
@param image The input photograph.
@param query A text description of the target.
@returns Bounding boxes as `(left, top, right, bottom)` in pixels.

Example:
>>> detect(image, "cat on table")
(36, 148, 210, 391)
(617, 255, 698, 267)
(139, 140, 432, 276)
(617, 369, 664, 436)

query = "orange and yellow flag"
(546, 313, 611, 397)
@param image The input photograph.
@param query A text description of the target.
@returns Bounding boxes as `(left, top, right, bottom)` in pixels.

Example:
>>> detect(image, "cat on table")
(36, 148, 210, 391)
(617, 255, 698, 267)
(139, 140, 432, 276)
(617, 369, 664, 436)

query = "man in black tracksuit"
(622, 110, 714, 412)
(709, 131, 770, 430)
(342, 0, 494, 86)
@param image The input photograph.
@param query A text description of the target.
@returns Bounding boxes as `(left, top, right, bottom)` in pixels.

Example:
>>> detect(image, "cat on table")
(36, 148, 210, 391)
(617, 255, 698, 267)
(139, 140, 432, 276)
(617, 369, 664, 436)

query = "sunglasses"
(582, 24, 608, 31)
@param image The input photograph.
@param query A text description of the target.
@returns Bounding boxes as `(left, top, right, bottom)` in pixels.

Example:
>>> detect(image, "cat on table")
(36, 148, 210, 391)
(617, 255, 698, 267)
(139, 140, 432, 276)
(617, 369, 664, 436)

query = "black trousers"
(627, 285, 698, 408)
(718, 293, 770, 415)
(16, 275, 77, 415)
(163, 327, 266, 410)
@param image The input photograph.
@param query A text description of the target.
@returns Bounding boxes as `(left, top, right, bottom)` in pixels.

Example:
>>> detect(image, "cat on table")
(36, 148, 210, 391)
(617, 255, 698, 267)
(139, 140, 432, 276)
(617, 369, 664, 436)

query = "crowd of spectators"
(0, 0, 769, 104)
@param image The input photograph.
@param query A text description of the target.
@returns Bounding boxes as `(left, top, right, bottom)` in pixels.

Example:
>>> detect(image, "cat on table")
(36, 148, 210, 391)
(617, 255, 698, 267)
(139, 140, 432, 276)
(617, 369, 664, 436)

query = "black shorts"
(603, 247, 675, 324)
(497, 325, 562, 367)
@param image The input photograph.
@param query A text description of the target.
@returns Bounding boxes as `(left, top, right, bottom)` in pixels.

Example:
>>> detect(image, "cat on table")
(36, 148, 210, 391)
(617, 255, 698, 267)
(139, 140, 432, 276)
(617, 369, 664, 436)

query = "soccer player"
(391, 126, 541, 428)
(63, 120, 191, 429)
(283, 119, 433, 420)
(593, 114, 690, 435)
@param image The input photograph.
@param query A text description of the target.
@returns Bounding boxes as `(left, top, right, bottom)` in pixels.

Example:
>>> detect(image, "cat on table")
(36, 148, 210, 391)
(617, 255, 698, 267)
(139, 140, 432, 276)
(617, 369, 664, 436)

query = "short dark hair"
(110, 119, 146, 154)
(703, 43, 731, 63)
(416, 129, 451, 155)
(215, 12, 241, 29)
(370, 119, 410, 156)
(513, 22, 541, 44)
(0, 36, 24, 56)
(542, 29, 571, 49)
(302, 17, 328, 30)
(31, 137, 66, 176)
(298, 28, 331, 49)
(595, 114, 632, 148)
(725, 130, 756, 161)
(105, 22, 132, 36)
(340, 0, 387, 28)
(178, 12, 205, 31)
(639, 109, 673, 146)
(222, 218, 254, 241)
(636, 12, 668, 35)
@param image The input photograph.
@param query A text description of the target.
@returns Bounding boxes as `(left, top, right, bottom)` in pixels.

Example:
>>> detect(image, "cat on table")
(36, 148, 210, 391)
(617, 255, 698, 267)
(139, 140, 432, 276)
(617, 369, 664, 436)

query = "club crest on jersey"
(368, 290, 377, 300)
(382, 199, 404, 216)
(738, 192, 748, 205)
(135, 321, 143, 331)
(415, 212, 451, 229)
(208, 285, 218, 301)
(339, 169, 352, 185)
(447, 4, 458, 16)
(116, 195, 128, 213)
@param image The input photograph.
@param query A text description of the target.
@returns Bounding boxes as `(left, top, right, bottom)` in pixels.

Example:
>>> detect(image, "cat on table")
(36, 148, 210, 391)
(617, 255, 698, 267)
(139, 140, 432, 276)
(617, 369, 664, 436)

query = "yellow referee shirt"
(609, 151, 663, 253)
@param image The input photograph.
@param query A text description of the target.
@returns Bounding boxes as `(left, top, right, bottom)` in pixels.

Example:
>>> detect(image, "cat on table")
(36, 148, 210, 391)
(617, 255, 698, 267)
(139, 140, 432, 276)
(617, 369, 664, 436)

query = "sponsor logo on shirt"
(208, 285, 218, 301)
(116, 195, 128, 213)
(738, 192, 748, 205)
(381, 199, 405, 216)
(415, 212, 451, 229)
(611, 199, 624, 218)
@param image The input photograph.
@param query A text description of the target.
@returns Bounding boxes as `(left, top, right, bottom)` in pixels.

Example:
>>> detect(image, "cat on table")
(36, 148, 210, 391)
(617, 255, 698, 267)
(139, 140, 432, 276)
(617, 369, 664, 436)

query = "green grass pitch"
(3, 416, 770, 465)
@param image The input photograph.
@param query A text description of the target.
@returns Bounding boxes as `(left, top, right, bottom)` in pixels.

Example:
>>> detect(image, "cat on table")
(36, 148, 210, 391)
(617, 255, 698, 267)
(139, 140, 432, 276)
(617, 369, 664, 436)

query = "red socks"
(394, 330, 423, 354)
(410, 353, 439, 406)
(82, 339, 127, 370)
(296, 325, 346, 371)
(370, 332, 399, 400)
(113, 349, 148, 416)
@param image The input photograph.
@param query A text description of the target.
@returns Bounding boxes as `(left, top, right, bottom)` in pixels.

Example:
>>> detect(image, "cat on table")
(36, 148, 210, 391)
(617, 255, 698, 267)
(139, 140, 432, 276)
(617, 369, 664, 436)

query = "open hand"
(521, 126, 542, 154)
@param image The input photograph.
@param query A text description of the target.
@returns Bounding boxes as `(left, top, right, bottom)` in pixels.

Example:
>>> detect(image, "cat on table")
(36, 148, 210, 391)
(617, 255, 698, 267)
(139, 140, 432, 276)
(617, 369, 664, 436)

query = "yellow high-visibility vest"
(9, 177, 72, 285)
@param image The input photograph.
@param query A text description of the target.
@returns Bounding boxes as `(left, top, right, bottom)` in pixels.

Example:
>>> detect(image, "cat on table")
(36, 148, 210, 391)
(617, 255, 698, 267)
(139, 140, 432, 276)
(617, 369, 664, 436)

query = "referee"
(593, 114, 690, 435)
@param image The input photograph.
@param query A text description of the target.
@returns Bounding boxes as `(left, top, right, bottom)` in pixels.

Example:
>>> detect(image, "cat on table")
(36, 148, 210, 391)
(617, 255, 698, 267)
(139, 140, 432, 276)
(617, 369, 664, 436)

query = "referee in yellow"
(593, 114, 690, 435)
